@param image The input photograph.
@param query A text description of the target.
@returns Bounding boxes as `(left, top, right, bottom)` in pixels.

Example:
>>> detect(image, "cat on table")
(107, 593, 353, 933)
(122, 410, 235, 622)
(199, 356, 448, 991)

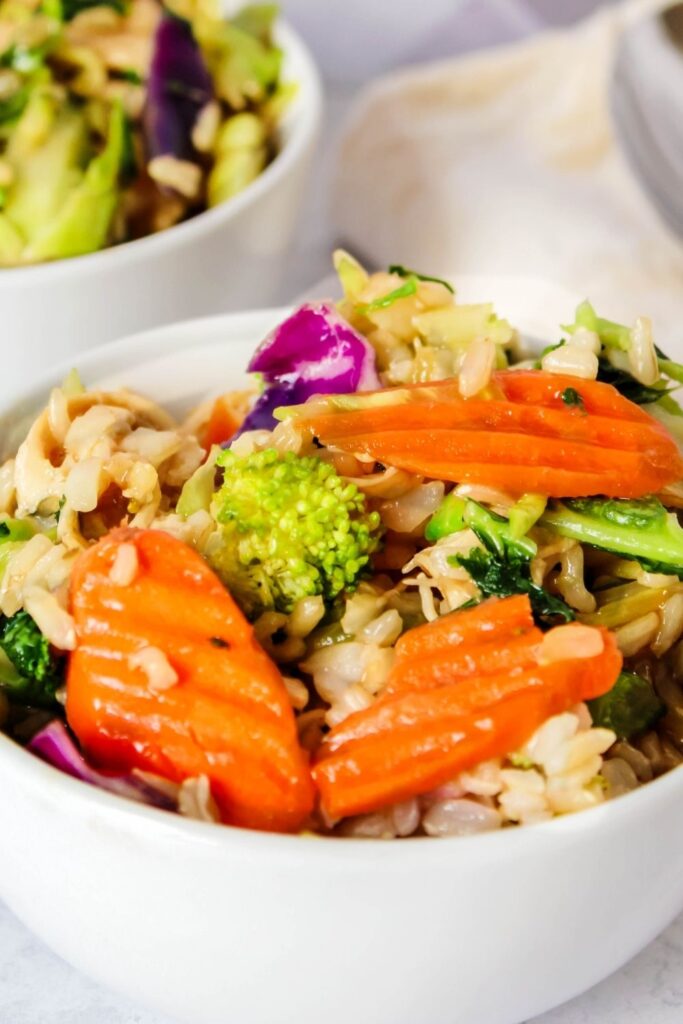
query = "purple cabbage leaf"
(28, 719, 177, 811)
(235, 303, 380, 437)
(143, 13, 213, 164)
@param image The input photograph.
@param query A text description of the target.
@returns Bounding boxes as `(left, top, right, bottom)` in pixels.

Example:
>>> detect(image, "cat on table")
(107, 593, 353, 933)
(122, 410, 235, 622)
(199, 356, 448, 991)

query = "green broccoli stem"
(424, 492, 466, 542)
(540, 498, 683, 575)
(588, 670, 663, 739)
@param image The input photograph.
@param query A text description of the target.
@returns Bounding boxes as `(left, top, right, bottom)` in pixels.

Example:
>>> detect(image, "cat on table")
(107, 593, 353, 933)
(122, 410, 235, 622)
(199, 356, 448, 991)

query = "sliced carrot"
(495, 370, 656, 422)
(299, 402, 675, 466)
(200, 396, 241, 449)
(313, 600, 622, 819)
(66, 528, 314, 833)
(315, 690, 552, 819)
(394, 594, 533, 662)
(387, 628, 542, 695)
(320, 438, 657, 498)
(325, 629, 619, 754)
(298, 370, 683, 498)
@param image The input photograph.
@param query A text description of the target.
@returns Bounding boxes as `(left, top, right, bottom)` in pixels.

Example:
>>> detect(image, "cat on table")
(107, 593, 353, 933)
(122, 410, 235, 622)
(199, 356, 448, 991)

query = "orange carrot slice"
(313, 599, 621, 819)
(67, 528, 314, 833)
(387, 628, 543, 695)
(315, 690, 552, 819)
(298, 370, 683, 498)
(394, 594, 534, 662)
(200, 395, 241, 449)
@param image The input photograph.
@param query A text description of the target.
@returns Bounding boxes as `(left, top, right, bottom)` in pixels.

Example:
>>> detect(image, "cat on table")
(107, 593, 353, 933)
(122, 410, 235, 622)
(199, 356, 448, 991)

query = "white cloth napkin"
(332, 0, 683, 347)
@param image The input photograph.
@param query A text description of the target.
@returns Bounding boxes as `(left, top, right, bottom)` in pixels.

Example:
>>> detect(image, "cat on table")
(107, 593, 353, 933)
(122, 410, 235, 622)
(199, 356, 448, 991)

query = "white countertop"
(3, 3, 682, 1021)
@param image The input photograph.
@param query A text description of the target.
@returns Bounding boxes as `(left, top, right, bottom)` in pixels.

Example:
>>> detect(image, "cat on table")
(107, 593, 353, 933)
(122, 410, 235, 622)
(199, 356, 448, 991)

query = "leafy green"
(0, 87, 29, 125)
(388, 264, 454, 294)
(508, 494, 546, 540)
(0, 610, 64, 707)
(455, 548, 575, 623)
(0, 43, 50, 74)
(118, 68, 143, 85)
(596, 359, 671, 405)
(232, 3, 279, 42)
(564, 299, 631, 351)
(540, 497, 683, 576)
(447, 500, 574, 624)
(561, 387, 585, 411)
(44, 0, 126, 22)
(177, 446, 219, 517)
(588, 670, 663, 739)
(357, 277, 418, 314)
(22, 100, 126, 262)
(0, 518, 36, 542)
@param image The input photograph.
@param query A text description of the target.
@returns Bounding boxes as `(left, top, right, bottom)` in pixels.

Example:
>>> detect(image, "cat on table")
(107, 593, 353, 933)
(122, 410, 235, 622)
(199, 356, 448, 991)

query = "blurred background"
(279, 0, 621, 295)
(276, 0, 683, 348)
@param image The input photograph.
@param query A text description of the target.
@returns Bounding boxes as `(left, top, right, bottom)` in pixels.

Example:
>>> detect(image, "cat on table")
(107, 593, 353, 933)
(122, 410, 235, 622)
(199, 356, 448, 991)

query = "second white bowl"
(0, 18, 321, 402)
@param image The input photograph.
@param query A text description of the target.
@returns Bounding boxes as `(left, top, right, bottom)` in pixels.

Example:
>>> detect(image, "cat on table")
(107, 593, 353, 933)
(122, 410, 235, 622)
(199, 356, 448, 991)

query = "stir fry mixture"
(0, 0, 285, 264)
(3, 252, 683, 838)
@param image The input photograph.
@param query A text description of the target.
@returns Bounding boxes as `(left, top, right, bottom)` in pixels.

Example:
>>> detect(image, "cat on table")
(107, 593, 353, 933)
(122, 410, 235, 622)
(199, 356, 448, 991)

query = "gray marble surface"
(3, 1, 682, 1021)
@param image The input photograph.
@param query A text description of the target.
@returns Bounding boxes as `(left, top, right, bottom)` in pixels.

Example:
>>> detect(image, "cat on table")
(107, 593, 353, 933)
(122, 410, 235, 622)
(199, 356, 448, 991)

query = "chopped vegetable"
(561, 387, 585, 411)
(456, 548, 574, 624)
(425, 495, 572, 622)
(287, 371, 683, 498)
(508, 493, 546, 539)
(597, 360, 670, 406)
(0, 611, 64, 707)
(313, 597, 621, 818)
(66, 528, 314, 833)
(207, 448, 383, 618)
(588, 670, 663, 740)
(388, 264, 454, 293)
(49, 0, 126, 21)
(424, 491, 466, 542)
(565, 299, 631, 351)
(29, 719, 177, 809)
(356, 277, 418, 314)
(540, 496, 683, 576)
(143, 13, 213, 166)
(207, 112, 267, 207)
(200, 397, 242, 450)
(24, 101, 127, 262)
(238, 303, 379, 436)
(176, 446, 219, 518)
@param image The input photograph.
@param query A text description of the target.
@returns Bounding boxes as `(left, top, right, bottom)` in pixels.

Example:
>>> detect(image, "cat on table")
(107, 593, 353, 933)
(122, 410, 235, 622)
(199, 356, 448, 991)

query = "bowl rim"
(0, 17, 322, 285)
(2, 296, 682, 861)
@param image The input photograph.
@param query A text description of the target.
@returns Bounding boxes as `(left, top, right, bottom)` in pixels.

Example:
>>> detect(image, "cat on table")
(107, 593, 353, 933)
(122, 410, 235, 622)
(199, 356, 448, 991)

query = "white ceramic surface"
(0, 19, 321, 391)
(0, 280, 682, 1024)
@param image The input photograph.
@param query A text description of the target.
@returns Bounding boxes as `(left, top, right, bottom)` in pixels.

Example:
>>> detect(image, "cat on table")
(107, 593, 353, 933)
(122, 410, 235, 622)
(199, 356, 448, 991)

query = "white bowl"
(0, 19, 321, 401)
(0, 278, 682, 1024)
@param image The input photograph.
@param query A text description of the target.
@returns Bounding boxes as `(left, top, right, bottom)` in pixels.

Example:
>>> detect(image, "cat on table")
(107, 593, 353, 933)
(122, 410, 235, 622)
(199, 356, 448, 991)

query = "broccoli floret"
(540, 497, 683, 576)
(588, 671, 663, 739)
(208, 448, 384, 618)
(0, 610, 64, 707)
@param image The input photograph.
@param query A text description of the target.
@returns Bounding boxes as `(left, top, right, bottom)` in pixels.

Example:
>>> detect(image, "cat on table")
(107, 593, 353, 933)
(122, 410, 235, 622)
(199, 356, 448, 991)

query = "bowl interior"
(3, 273, 683, 853)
